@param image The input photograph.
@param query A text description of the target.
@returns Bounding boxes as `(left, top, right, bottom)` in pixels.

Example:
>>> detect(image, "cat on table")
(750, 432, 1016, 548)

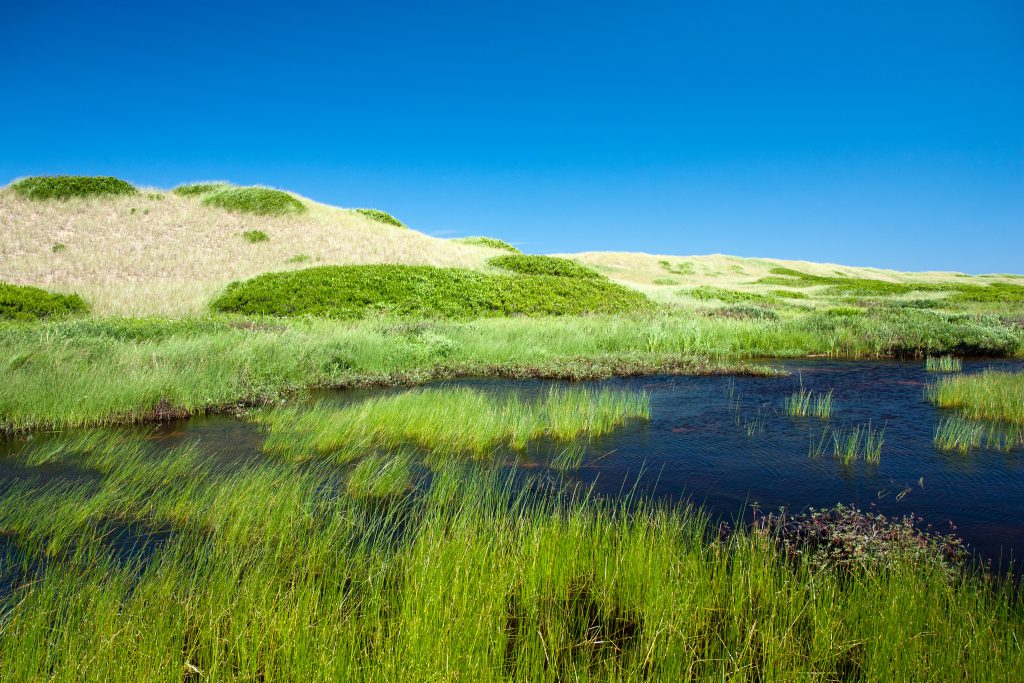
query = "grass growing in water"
(832, 421, 885, 464)
(928, 370, 1024, 424)
(347, 450, 414, 497)
(0, 282, 88, 321)
(0, 433, 1021, 680)
(355, 208, 405, 227)
(202, 186, 306, 216)
(259, 386, 650, 459)
(8, 175, 138, 200)
(926, 355, 962, 372)
(783, 379, 834, 418)
(453, 236, 520, 253)
(931, 416, 1024, 453)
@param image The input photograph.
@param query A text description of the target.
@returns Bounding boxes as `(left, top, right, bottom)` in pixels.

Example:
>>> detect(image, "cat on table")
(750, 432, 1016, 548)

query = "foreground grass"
(1, 309, 1021, 432)
(928, 370, 1024, 424)
(260, 386, 650, 459)
(0, 432, 1020, 681)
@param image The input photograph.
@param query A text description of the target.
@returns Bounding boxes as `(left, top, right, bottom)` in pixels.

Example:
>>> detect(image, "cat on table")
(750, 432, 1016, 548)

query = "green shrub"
(51, 244, 66, 253)
(203, 187, 305, 216)
(9, 176, 137, 201)
(285, 254, 311, 264)
(455, 236, 521, 253)
(653, 277, 678, 286)
(771, 289, 808, 299)
(242, 230, 269, 243)
(948, 282, 1024, 304)
(488, 255, 603, 279)
(0, 282, 88, 321)
(711, 304, 779, 321)
(355, 208, 405, 227)
(685, 286, 777, 305)
(659, 260, 695, 276)
(210, 264, 651, 319)
(172, 182, 231, 197)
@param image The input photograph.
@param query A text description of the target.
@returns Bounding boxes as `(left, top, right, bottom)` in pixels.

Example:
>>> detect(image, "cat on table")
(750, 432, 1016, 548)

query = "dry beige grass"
(0, 188, 500, 316)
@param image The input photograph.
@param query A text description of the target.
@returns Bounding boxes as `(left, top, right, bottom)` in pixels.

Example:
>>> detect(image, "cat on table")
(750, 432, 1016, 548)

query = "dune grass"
(202, 186, 306, 216)
(0, 432, 1020, 681)
(171, 182, 231, 196)
(8, 175, 138, 200)
(488, 254, 603, 279)
(926, 355, 962, 372)
(210, 264, 651, 319)
(259, 386, 650, 459)
(454, 236, 520, 252)
(0, 282, 88, 321)
(355, 208, 405, 227)
(241, 229, 269, 243)
(928, 370, 1024, 424)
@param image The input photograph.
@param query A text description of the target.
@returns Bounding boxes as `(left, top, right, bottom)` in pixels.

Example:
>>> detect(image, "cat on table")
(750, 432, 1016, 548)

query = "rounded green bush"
(210, 264, 651, 319)
(242, 230, 269, 243)
(0, 282, 88, 321)
(172, 182, 231, 197)
(355, 208, 405, 228)
(9, 176, 138, 201)
(202, 187, 305, 216)
(487, 255, 603, 279)
(455, 237, 521, 253)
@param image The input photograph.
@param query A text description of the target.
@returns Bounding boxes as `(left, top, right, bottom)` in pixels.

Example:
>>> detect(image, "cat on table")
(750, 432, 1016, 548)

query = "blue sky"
(2, 1, 1021, 272)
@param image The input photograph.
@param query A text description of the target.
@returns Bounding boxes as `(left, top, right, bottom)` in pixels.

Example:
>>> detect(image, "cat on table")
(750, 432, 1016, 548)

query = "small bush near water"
(202, 187, 305, 216)
(0, 282, 88, 321)
(211, 264, 650, 319)
(455, 236, 521, 253)
(355, 208, 405, 227)
(9, 175, 138, 200)
(488, 254, 603, 279)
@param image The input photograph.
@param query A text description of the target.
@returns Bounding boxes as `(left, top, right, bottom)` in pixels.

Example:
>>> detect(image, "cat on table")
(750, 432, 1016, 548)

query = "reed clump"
(833, 421, 885, 465)
(928, 370, 1024, 424)
(926, 355, 962, 372)
(784, 381, 833, 418)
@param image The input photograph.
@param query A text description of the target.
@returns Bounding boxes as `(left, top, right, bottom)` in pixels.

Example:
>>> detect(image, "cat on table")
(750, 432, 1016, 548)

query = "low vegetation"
(928, 370, 1024, 423)
(210, 264, 649, 319)
(355, 208, 405, 227)
(0, 282, 88, 321)
(242, 229, 269, 243)
(202, 186, 305, 216)
(685, 286, 777, 305)
(171, 182, 231, 196)
(488, 254, 603, 279)
(0, 433, 1019, 681)
(9, 175, 138, 200)
(454, 236, 520, 252)
(259, 386, 650, 459)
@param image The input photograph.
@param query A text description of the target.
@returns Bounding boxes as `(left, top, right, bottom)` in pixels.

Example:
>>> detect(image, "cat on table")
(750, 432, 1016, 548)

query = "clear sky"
(2, 1, 1022, 273)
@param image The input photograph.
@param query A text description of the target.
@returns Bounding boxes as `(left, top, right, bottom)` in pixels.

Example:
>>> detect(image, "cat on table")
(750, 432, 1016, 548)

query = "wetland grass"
(259, 386, 650, 459)
(0, 432, 1021, 681)
(783, 380, 834, 418)
(928, 370, 1024, 424)
(926, 355, 962, 372)
(933, 416, 1024, 453)
(833, 421, 885, 465)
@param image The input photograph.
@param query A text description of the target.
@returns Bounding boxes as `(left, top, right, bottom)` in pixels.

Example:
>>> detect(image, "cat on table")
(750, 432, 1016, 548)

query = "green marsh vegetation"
(453, 236, 521, 252)
(1, 431, 1021, 680)
(210, 264, 650, 319)
(831, 421, 886, 465)
(784, 379, 834, 419)
(928, 370, 1024, 424)
(354, 208, 405, 227)
(202, 186, 306, 216)
(0, 282, 88, 321)
(932, 416, 1024, 454)
(9, 175, 138, 200)
(926, 355, 962, 372)
(258, 386, 650, 460)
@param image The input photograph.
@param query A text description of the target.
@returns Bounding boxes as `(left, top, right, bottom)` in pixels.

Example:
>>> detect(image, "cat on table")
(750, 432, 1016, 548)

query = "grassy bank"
(1, 309, 1021, 432)
(0, 432, 1020, 681)
(928, 370, 1024, 424)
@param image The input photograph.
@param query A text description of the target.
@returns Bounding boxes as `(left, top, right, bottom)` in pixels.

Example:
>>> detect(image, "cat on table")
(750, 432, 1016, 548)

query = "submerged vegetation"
(210, 264, 650, 319)
(355, 208, 405, 227)
(8, 175, 138, 200)
(259, 386, 650, 459)
(0, 282, 88, 321)
(202, 186, 306, 216)
(928, 370, 1024, 424)
(0, 432, 1020, 680)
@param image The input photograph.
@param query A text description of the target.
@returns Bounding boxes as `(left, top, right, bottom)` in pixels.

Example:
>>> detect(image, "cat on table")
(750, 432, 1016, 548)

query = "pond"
(3, 358, 1023, 571)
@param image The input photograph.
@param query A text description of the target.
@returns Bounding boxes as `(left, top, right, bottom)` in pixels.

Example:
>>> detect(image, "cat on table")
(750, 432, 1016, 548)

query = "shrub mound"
(9, 176, 138, 201)
(455, 236, 521, 253)
(172, 182, 231, 197)
(202, 187, 305, 216)
(242, 230, 269, 243)
(355, 208, 405, 227)
(0, 282, 88, 321)
(488, 254, 603, 279)
(210, 264, 650, 319)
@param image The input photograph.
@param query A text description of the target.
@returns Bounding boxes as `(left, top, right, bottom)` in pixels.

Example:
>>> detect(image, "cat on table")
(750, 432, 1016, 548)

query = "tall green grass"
(0, 433, 1020, 680)
(259, 386, 650, 459)
(932, 416, 1024, 453)
(832, 421, 885, 465)
(783, 379, 833, 418)
(928, 370, 1024, 424)
(926, 355, 962, 372)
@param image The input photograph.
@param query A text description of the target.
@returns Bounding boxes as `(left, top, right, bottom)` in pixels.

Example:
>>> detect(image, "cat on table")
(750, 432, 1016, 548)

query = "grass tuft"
(832, 421, 885, 464)
(925, 355, 962, 373)
(171, 182, 231, 197)
(242, 230, 269, 243)
(354, 208, 406, 227)
(454, 236, 520, 253)
(202, 187, 305, 216)
(9, 175, 137, 200)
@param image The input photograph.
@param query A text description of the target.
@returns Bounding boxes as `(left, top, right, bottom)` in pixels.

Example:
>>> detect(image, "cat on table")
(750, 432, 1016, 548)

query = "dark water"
(3, 359, 1023, 571)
